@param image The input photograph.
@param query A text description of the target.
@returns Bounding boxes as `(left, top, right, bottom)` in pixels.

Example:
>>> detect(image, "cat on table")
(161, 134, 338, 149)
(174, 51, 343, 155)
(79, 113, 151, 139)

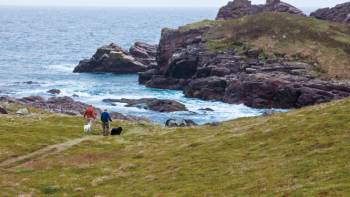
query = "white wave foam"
(47, 64, 74, 72)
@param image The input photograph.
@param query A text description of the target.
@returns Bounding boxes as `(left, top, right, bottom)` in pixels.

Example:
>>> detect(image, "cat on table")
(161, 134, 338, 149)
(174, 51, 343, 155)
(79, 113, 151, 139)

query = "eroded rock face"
(223, 74, 350, 108)
(311, 2, 350, 23)
(73, 43, 152, 73)
(129, 42, 158, 67)
(103, 98, 188, 112)
(157, 28, 207, 73)
(216, 0, 304, 20)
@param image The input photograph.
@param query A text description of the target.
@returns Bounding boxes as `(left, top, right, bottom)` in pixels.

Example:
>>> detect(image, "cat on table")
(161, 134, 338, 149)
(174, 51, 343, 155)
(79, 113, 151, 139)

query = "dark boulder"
(104, 98, 188, 112)
(47, 89, 61, 95)
(311, 2, 350, 23)
(165, 118, 198, 127)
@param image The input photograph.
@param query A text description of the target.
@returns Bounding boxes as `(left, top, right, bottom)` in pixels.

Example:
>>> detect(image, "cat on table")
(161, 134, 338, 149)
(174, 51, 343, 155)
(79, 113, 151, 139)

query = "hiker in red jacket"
(84, 105, 97, 127)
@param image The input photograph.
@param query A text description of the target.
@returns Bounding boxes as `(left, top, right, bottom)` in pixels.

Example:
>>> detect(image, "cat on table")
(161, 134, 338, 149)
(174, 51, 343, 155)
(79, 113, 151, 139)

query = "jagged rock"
(0, 106, 7, 114)
(47, 89, 61, 95)
(73, 43, 148, 73)
(216, 0, 263, 20)
(129, 42, 158, 66)
(311, 2, 350, 23)
(157, 28, 206, 73)
(165, 118, 197, 127)
(103, 98, 188, 112)
(216, 0, 304, 20)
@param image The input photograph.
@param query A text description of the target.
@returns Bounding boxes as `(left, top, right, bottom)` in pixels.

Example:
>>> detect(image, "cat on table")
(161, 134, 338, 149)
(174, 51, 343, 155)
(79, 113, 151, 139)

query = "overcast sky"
(0, 0, 347, 8)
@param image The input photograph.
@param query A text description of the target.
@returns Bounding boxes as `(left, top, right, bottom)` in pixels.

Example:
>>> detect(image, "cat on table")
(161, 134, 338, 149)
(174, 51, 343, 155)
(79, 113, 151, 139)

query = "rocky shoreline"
(73, 0, 350, 109)
(0, 96, 149, 122)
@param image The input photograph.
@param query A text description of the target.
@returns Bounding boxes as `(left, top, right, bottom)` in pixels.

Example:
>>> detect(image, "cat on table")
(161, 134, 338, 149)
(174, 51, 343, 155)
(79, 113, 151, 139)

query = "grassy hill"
(0, 98, 350, 196)
(183, 12, 350, 79)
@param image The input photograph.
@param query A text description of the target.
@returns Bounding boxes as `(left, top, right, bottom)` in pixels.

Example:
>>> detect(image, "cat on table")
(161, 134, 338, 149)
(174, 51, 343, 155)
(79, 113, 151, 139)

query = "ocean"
(0, 6, 282, 124)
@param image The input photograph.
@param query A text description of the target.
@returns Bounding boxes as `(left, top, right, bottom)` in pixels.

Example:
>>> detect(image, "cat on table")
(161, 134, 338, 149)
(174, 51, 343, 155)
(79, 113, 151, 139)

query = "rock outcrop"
(140, 11, 350, 109)
(216, 0, 304, 20)
(165, 118, 197, 127)
(311, 2, 350, 23)
(74, 42, 157, 73)
(129, 42, 157, 67)
(0, 96, 147, 121)
(103, 98, 188, 112)
(17, 96, 97, 115)
(0, 106, 7, 114)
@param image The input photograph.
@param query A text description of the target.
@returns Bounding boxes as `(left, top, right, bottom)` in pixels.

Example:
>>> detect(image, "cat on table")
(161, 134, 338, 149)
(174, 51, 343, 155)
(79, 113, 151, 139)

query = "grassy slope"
(0, 99, 350, 196)
(184, 12, 350, 79)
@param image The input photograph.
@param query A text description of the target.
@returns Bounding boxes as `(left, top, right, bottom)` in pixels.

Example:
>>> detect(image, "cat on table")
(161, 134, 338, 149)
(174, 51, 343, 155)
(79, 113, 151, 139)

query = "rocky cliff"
(311, 2, 350, 24)
(140, 12, 350, 109)
(216, 0, 304, 20)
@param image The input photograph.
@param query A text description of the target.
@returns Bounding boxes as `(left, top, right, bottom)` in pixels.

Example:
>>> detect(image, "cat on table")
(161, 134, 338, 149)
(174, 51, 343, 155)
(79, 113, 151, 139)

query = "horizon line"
(0, 4, 319, 9)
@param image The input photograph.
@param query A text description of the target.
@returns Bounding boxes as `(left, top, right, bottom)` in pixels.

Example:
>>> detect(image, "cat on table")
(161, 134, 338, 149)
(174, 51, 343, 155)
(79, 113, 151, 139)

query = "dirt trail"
(0, 136, 102, 169)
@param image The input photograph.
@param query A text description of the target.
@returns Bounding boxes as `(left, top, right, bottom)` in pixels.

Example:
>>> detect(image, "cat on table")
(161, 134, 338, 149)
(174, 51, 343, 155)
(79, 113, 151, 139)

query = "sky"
(0, 0, 348, 8)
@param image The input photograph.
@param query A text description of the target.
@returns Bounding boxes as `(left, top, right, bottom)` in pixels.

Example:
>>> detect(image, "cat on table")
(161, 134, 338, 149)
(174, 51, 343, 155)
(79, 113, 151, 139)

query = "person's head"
(104, 109, 108, 112)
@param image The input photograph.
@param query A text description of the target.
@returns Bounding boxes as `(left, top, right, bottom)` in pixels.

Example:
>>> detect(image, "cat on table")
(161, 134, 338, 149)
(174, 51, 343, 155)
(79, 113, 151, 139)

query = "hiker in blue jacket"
(101, 109, 112, 136)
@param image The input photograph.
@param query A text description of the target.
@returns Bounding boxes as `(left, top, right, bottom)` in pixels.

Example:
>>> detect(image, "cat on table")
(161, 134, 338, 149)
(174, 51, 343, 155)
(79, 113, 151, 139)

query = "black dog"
(111, 127, 123, 136)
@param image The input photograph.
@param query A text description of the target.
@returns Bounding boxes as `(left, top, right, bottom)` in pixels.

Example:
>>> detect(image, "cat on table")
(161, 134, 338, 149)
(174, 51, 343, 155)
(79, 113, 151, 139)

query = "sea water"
(0, 6, 277, 124)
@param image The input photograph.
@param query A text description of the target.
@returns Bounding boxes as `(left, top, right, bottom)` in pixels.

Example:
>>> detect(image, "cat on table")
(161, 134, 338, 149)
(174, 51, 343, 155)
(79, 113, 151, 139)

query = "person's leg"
(106, 122, 110, 136)
(102, 122, 108, 136)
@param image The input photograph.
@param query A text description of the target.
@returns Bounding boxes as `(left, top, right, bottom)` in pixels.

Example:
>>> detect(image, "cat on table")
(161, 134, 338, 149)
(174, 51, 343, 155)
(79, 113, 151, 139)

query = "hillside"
(186, 12, 350, 79)
(1, 98, 350, 196)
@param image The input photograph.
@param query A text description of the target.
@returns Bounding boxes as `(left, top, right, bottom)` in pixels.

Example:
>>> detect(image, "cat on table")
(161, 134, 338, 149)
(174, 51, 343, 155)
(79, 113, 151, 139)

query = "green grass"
(1, 98, 350, 196)
(178, 12, 350, 79)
